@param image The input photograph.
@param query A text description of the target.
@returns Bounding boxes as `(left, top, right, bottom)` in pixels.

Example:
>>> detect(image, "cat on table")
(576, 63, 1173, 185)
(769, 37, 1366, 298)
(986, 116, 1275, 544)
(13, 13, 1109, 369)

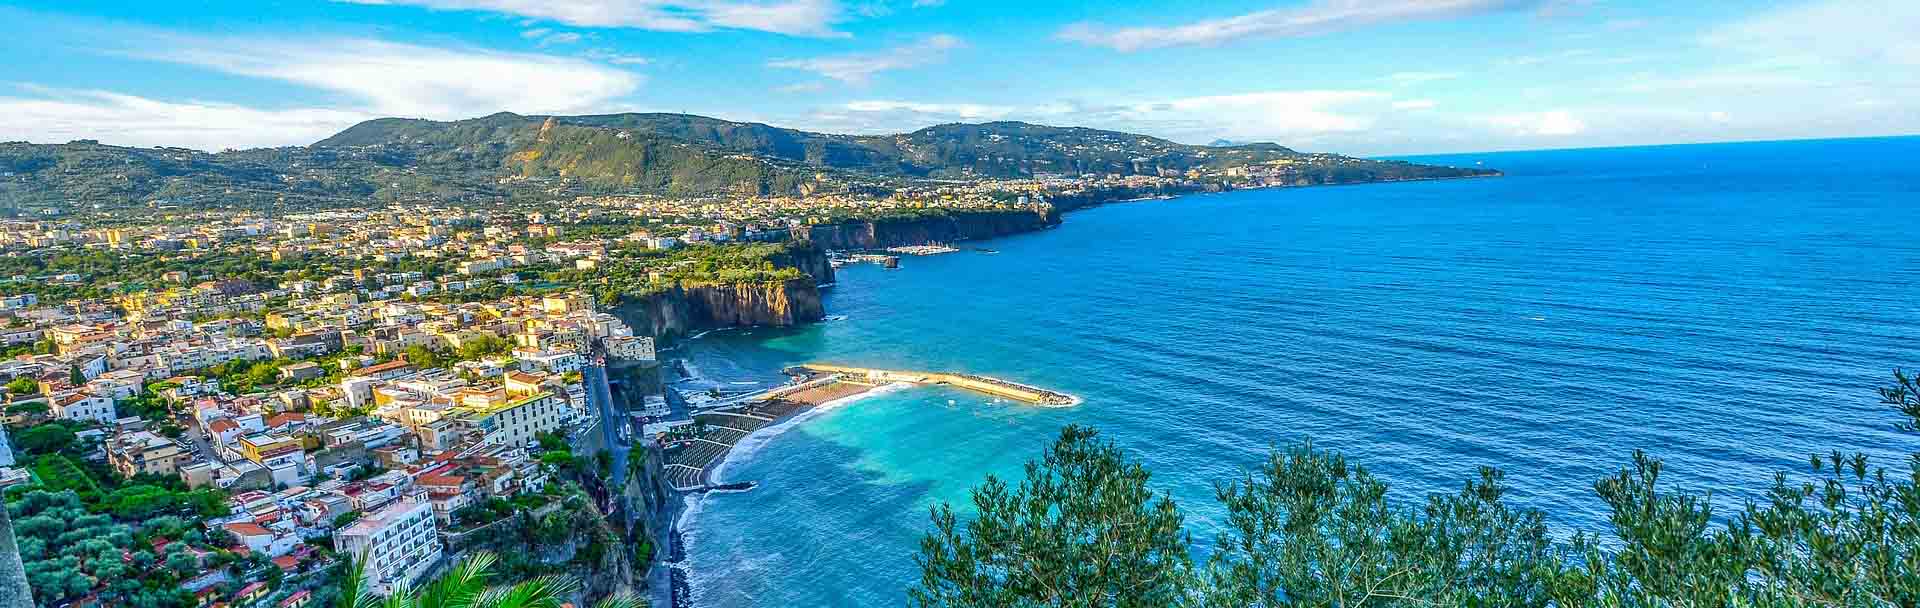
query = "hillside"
(2, 113, 1496, 212)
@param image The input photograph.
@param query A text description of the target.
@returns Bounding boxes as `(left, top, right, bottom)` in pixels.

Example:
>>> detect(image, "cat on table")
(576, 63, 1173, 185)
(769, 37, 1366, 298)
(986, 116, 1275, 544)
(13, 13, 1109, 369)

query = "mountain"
(1, 113, 1495, 212)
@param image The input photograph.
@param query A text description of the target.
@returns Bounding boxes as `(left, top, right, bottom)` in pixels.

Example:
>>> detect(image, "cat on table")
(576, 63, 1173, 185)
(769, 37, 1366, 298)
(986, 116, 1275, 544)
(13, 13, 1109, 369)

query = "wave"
(704, 381, 913, 485)
(675, 381, 915, 602)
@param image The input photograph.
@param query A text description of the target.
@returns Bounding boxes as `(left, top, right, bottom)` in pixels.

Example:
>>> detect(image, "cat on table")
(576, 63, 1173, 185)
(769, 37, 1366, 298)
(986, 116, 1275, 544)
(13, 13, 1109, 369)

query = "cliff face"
(793, 208, 1060, 250)
(612, 278, 824, 341)
(603, 243, 831, 341)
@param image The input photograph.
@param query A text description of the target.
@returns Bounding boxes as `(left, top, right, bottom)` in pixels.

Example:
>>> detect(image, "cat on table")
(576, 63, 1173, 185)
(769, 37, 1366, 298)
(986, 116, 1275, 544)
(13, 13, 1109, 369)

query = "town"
(0, 169, 1226, 608)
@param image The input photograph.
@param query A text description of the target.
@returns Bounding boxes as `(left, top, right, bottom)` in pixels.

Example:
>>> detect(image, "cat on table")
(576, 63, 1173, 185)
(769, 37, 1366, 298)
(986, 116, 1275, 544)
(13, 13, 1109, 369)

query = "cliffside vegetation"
(912, 370, 1920, 607)
(550, 241, 821, 307)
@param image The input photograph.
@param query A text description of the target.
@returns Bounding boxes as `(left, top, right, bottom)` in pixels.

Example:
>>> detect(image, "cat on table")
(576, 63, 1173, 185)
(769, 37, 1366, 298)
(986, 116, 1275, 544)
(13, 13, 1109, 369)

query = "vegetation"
(7, 489, 230, 608)
(4, 113, 1491, 215)
(912, 371, 1920, 607)
(333, 550, 642, 608)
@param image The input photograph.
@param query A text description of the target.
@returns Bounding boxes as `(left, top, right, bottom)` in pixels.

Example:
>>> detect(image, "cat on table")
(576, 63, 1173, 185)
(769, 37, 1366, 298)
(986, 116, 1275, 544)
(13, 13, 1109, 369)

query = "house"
(278, 590, 312, 608)
(106, 430, 189, 477)
(49, 390, 115, 423)
(222, 522, 297, 558)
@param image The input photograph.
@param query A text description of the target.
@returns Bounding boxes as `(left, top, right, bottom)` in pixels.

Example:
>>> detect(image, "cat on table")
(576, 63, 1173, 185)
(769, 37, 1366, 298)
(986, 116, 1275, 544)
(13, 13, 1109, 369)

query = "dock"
(793, 363, 1080, 406)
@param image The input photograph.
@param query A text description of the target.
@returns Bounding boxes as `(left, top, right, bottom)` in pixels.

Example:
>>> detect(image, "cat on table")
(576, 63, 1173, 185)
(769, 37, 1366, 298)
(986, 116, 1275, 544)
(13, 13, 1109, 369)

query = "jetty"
(657, 363, 1076, 491)
(793, 363, 1080, 406)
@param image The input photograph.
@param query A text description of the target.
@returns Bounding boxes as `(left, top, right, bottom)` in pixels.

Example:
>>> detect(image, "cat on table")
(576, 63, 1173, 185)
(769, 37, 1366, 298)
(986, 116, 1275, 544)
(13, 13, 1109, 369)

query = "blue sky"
(0, 0, 1913, 155)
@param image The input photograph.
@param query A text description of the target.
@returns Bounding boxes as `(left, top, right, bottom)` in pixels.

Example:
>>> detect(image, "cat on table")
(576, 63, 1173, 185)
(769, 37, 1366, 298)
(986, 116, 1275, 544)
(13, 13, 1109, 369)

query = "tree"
(11, 427, 74, 457)
(334, 551, 643, 608)
(910, 425, 1194, 608)
(1202, 444, 1565, 607)
(914, 371, 1920, 607)
(2, 378, 34, 396)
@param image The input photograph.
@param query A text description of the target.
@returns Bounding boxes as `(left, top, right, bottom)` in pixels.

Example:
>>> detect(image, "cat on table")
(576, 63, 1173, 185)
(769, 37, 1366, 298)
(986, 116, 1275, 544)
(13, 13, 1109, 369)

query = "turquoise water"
(676, 137, 1920, 606)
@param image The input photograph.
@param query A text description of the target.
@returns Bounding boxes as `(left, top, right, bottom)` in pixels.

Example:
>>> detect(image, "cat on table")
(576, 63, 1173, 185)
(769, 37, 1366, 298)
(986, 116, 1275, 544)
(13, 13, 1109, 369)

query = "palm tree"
(336, 551, 643, 608)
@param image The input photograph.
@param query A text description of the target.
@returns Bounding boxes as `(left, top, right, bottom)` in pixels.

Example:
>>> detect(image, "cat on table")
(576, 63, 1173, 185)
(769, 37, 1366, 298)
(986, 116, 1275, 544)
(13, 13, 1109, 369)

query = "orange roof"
(223, 522, 270, 537)
(208, 419, 239, 433)
(351, 360, 412, 377)
(266, 413, 306, 427)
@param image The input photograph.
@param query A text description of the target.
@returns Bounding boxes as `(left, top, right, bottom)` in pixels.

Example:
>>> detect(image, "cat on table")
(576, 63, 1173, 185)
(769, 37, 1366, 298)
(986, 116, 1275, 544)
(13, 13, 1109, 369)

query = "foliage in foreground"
(913, 371, 1920, 607)
(335, 551, 644, 608)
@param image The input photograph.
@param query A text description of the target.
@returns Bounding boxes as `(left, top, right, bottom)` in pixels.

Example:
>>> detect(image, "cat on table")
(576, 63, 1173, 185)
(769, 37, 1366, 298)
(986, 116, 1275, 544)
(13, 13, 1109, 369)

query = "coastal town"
(0, 171, 1154, 608)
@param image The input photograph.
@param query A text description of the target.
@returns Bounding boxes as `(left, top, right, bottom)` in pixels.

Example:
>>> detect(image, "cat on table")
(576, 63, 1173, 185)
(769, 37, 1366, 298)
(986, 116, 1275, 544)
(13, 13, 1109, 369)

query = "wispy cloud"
(776, 81, 829, 94)
(336, 0, 850, 37)
(768, 34, 962, 84)
(132, 36, 644, 118)
(0, 87, 373, 150)
(521, 28, 584, 46)
(805, 89, 1393, 145)
(580, 48, 651, 65)
(1059, 0, 1534, 52)
(1392, 99, 1438, 109)
(0, 30, 652, 151)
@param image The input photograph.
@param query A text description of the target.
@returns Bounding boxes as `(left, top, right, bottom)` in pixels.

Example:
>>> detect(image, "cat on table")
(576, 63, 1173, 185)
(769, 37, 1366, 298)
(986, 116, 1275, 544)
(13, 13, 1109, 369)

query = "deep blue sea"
(674, 137, 1920, 606)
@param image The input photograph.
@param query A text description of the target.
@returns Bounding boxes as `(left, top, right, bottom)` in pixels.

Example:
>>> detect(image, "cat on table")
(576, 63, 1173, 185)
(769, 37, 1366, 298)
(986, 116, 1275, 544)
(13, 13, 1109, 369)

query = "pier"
(793, 363, 1080, 406)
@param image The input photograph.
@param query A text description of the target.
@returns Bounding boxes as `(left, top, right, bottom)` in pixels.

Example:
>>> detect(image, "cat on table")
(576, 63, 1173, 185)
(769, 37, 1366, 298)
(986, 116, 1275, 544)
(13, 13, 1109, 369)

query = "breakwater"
(794, 363, 1079, 406)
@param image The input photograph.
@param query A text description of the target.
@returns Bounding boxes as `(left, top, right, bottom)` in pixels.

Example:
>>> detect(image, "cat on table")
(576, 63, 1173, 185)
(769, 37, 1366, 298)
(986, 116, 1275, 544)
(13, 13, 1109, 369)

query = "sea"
(671, 137, 1920, 606)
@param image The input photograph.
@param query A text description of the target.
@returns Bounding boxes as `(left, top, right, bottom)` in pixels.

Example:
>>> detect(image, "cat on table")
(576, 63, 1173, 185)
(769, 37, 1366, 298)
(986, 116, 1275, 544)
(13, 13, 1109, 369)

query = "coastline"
(653, 173, 1486, 605)
(670, 381, 912, 605)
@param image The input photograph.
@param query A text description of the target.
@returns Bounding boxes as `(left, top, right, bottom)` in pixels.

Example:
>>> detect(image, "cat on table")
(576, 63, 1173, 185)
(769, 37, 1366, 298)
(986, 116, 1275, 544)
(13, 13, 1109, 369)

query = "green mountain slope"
(3, 112, 1495, 213)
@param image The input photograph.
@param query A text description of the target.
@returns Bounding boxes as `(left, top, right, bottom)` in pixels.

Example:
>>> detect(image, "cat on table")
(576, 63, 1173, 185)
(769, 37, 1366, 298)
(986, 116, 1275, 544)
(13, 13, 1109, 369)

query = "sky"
(0, 0, 1914, 155)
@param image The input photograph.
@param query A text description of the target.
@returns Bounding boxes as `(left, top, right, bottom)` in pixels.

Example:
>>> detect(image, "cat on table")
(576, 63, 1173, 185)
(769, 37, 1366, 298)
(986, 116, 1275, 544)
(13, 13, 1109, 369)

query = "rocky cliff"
(602, 243, 832, 341)
(792, 208, 1060, 250)
(612, 278, 825, 340)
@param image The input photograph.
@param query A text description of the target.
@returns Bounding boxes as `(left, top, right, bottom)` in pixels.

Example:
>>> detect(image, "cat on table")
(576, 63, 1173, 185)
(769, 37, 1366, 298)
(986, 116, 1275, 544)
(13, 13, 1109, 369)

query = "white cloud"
(0, 32, 651, 151)
(580, 48, 652, 65)
(1393, 99, 1438, 110)
(807, 89, 1392, 145)
(1703, 0, 1920, 68)
(1059, 0, 1533, 52)
(768, 34, 962, 84)
(843, 100, 1016, 120)
(776, 81, 829, 93)
(0, 88, 372, 150)
(138, 37, 644, 119)
(337, 0, 850, 37)
(1488, 110, 1584, 136)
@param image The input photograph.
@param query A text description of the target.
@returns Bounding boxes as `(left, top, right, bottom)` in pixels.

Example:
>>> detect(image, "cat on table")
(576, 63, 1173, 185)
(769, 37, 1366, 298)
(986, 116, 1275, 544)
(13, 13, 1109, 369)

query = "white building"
(449, 392, 567, 448)
(334, 498, 442, 595)
(50, 391, 116, 423)
(515, 350, 584, 374)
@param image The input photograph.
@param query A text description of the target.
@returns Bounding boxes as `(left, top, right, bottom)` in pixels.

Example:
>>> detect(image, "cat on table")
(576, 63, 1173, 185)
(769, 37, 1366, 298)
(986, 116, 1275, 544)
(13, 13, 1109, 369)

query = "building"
(447, 392, 565, 448)
(49, 390, 116, 423)
(333, 498, 442, 595)
(106, 430, 190, 477)
(237, 433, 306, 486)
